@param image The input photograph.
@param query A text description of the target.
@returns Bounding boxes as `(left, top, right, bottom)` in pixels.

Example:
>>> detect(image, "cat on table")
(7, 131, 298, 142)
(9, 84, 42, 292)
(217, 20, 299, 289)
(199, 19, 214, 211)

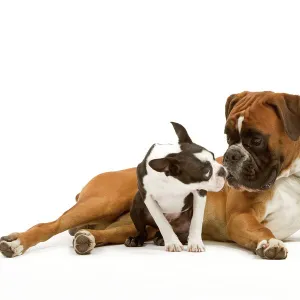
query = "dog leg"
(227, 212, 288, 259)
(144, 195, 183, 252)
(0, 197, 125, 258)
(0, 168, 138, 258)
(187, 191, 206, 252)
(124, 192, 148, 247)
(73, 212, 157, 254)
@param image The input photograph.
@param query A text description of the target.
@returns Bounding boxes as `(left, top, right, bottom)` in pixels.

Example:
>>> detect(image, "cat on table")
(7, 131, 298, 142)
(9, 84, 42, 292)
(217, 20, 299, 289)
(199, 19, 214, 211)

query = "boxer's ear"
(170, 122, 193, 144)
(225, 94, 239, 119)
(267, 93, 300, 141)
(225, 92, 249, 119)
(149, 157, 181, 176)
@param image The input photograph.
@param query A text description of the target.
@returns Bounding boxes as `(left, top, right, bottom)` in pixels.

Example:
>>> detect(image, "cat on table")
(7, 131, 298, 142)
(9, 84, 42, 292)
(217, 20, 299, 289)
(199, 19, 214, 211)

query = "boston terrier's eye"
(202, 166, 212, 180)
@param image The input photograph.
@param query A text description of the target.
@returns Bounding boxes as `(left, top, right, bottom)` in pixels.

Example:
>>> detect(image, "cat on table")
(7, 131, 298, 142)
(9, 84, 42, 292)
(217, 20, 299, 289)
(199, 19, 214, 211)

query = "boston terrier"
(124, 122, 226, 252)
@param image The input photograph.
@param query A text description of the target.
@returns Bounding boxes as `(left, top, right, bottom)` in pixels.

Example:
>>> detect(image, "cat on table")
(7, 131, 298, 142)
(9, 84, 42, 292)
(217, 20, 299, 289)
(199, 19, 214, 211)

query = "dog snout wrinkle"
(224, 148, 244, 164)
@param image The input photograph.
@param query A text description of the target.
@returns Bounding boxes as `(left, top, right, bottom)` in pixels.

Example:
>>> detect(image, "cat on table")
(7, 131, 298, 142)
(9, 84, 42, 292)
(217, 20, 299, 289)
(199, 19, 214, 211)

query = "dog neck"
(277, 157, 300, 179)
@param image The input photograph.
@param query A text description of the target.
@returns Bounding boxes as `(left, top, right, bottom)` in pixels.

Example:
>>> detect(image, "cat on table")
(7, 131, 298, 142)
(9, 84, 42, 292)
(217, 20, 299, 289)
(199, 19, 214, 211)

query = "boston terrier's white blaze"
(125, 122, 226, 252)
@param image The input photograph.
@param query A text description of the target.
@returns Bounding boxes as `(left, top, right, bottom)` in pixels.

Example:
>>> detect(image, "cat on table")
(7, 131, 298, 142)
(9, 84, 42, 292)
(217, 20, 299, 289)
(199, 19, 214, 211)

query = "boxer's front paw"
(73, 230, 96, 255)
(0, 233, 24, 258)
(124, 235, 145, 247)
(153, 231, 165, 246)
(187, 238, 205, 252)
(256, 238, 287, 260)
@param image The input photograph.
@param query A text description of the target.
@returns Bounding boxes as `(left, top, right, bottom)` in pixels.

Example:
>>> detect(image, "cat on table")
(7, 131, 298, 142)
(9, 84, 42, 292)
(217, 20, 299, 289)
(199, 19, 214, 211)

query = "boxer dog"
(124, 122, 226, 252)
(1, 91, 299, 259)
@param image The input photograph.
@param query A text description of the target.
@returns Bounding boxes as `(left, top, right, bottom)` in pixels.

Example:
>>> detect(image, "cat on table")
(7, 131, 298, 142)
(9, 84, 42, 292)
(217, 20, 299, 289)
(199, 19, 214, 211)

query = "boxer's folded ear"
(149, 157, 181, 176)
(170, 122, 193, 144)
(267, 93, 300, 141)
(225, 94, 238, 119)
(225, 91, 250, 119)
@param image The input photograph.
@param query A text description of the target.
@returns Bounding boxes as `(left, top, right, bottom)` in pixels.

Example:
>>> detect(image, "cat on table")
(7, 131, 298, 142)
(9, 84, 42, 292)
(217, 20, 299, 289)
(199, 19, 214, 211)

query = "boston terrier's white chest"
(264, 174, 300, 240)
(142, 143, 192, 214)
(143, 173, 190, 214)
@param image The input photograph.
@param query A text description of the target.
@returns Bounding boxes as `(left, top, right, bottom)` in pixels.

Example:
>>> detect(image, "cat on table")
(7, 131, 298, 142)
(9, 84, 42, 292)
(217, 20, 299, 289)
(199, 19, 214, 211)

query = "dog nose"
(224, 148, 243, 164)
(217, 167, 227, 178)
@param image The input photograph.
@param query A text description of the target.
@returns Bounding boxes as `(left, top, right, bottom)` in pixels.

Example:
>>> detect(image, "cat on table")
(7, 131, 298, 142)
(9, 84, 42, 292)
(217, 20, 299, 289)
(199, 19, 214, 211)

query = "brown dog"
(1, 91, 300, 259)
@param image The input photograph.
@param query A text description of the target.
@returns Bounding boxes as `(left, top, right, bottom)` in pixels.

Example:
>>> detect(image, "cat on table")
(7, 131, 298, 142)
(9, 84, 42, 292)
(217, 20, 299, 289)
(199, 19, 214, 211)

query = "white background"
(1, 1, 300, 299)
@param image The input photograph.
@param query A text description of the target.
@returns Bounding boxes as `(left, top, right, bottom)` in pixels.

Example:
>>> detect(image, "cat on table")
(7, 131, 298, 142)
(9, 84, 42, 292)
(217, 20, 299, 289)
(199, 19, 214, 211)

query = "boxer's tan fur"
(1, 91, 300, 259)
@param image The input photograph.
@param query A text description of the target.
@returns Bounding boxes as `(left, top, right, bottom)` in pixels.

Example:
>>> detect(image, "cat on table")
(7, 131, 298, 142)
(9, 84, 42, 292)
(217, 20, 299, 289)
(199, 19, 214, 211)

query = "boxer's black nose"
(217, 167, 227, 178)
(224, 149, 243, 164)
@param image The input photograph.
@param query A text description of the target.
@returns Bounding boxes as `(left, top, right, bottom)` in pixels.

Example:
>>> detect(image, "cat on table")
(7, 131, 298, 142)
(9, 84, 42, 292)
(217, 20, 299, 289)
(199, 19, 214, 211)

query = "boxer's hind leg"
(73, 213, 157, 254)
(0, 196, 122, 258)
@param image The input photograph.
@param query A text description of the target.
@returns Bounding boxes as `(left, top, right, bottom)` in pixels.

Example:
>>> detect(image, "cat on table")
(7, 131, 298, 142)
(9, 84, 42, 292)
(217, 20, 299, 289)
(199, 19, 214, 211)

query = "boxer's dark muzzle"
(223, 145, 279, 191)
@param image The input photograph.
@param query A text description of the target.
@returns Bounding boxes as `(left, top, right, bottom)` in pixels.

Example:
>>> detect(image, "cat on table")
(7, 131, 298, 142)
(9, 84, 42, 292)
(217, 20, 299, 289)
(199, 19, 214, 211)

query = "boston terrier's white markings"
(144, 145, 222, 214)
(144, 195, 184, 252)
(193, 151, 226, 192)
(187, 191, 206, 252)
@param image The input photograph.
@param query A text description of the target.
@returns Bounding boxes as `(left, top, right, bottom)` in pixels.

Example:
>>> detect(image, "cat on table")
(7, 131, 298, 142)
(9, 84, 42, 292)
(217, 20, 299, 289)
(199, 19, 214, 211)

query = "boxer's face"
(223, 92, 300, 191)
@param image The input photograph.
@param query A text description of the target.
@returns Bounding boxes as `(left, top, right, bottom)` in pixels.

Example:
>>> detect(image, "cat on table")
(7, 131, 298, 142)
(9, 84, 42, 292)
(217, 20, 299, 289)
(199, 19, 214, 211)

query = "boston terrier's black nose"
(217, 167, 227, 178)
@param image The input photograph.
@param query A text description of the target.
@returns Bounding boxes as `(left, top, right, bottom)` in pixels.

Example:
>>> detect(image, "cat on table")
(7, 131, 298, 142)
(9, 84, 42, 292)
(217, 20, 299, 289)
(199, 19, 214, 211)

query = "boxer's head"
(223, 91, 300, 191)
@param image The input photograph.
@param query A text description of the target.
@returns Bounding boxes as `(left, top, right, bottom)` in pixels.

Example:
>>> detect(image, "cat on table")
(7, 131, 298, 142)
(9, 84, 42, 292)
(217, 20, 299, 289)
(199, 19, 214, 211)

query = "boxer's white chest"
(264, 174, 300, 240)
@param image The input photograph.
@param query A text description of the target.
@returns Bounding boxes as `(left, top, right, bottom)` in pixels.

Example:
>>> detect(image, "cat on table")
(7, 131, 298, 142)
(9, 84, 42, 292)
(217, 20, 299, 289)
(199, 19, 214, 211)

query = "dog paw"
(153, 231, 165, 246)
(256, 238, 288, 260)
(0, 233, 24, 258)
(187, 239, 205, 252)
(165, 241, 183, 252)
(73, 230, 96, 255)
(124, 235, 145, 247)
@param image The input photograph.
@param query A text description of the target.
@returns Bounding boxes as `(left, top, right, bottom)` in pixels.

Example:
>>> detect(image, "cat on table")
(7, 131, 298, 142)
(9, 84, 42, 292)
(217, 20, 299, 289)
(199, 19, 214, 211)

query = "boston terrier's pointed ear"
(149, 157, 181, 176)
(170, 122, 193, 144)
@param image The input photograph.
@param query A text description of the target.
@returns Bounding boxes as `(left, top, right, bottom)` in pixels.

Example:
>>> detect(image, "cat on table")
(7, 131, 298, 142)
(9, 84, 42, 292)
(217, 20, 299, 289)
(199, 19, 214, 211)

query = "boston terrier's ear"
(149, 157, 181, 176)
(171, 122, 193, 144)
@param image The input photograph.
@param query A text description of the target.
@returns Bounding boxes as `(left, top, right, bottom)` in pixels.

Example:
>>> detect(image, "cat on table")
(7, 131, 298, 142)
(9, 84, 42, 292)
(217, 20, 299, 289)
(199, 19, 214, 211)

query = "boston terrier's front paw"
(153, 231, 165, 246)
(124, 235, 145, 247)
(165, 237, 183, 252)
(187, 238, 205, 252)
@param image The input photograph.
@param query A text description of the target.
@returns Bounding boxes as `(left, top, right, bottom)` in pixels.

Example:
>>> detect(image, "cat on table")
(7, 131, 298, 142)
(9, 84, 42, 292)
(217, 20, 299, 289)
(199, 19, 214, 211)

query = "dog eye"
(203, 167, 212, 179)
(226, 135, 231, 144)
(250, 137, 262, 147)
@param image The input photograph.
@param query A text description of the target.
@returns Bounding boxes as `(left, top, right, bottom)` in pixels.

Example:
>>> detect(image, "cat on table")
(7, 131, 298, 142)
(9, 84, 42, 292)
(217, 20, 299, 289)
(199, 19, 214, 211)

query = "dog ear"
(225, 92, 249, 119)
(225, 94, 239, 120)
(267, 93, 300, 141)
(170, 122, 193, 144)
(149, 157, 181, 176)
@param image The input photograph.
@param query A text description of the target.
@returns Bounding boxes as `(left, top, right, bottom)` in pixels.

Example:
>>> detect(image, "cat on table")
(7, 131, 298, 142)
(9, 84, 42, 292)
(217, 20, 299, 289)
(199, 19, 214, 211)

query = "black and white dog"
(125, 122, 226, 252)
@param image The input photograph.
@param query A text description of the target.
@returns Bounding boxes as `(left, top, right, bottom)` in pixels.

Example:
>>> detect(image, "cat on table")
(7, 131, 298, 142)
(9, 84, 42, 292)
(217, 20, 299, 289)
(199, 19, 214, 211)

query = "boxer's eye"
(250, 137, 262, 147)
(226, 135, 232, 144)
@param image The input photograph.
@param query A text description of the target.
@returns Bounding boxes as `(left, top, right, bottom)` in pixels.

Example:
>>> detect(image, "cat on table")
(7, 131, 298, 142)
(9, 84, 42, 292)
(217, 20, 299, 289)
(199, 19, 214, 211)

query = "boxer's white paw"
(73, 230, 96, 255)
(165, 239, 183, 252)
(256, 238, 288, 260)
(188, 238, 205, 252)
(0, 235, 24, 258)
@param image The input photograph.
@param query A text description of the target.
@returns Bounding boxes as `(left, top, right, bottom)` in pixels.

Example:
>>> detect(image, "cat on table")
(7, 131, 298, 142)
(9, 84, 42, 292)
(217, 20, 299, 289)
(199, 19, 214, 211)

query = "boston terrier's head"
(149, 122, 226, 193)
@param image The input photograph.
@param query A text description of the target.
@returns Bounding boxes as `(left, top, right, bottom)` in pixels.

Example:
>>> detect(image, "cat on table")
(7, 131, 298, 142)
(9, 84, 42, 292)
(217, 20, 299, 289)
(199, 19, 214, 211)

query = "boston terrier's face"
(149, 122, 227, 192)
